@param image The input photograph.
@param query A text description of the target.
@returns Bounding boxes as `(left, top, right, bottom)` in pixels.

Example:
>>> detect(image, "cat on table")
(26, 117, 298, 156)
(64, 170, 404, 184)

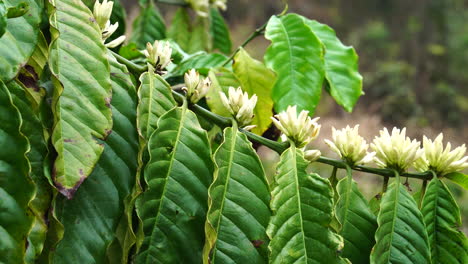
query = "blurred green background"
(122, 0, 468, 233)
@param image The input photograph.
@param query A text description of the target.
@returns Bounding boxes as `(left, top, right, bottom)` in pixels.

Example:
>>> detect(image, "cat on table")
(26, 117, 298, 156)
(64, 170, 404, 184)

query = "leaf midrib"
(383, 182, 400, 263)
(291, 147, 309, 262)
(144, 106, 186, 264)
(211, 127, 238, 263)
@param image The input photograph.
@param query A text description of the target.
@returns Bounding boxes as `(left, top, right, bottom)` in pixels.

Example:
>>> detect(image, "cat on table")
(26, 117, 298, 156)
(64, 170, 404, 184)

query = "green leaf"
(135, 106, 214, 263)
(204, 126, 271, 263)
(267, 147, 344, 263)
(206, 67, 240, 116)
(49, 53, 139, 263)
(335, 172, 377, 264)
(371, 179, 431, 264)
(169, 53, 227, 77)
(0, 1, 6, 38)
(118, 42, 142, 60)
(131, 1, 166, 49)
(0, 0, 42, 82)
(210, 7, 231, 54)
(444, 172, 468, 190)
(0, 80, 34, 263)
(188, 16, 211, 53)
(48, 0, 113, 198)
(6, 1, 28, 18)
(304, 19, 363, 112)
(136, 71, 176, 141)
(233, 48, 276, 135)
(264, 14, 325, 115)
(7, 80, 50, 261)
(168, 7, 191, 52)
(17, 30, 48, 110)
(421, 178, 468, 263)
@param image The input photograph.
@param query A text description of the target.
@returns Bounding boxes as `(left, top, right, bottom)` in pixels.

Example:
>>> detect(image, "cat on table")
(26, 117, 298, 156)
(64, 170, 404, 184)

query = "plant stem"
(419, 179, 428, 208)
(329, 166, 338, 190)
(110, 50, 147, 76)
(170, 90, 434, 181)
(382, 176, 389, 193)
(155, 0, 188, 6)
(222, 22, 268, 66)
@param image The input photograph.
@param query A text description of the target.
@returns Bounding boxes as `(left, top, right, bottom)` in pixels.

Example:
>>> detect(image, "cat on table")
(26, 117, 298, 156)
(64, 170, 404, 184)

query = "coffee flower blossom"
(414, 133, 468, 176)
(325, 125, 375, 166)
(182, 69, 211, 104)
(371, 127, 423, 172)
(219, 87, 257, 130)
(143, 40, 172, 73)
(93, 0, 125, 48)
(304, 149, 321, 162)
(211, 0, 227, 10)
(271, 105, 321, 148)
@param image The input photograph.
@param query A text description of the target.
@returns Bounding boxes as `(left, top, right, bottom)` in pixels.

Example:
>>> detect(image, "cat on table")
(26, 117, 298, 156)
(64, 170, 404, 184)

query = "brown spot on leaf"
(89, 17, 96, 23)
(18, 65, 40, 91)
(105, 97, 111, 108)
(104, 129, 112, 139)
(251, 240, 264, 248)
(63, 138, 75, 143)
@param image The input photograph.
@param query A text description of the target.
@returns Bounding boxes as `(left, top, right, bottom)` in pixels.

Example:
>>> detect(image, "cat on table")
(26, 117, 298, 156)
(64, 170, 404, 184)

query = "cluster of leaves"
(0, 0, 466, 263)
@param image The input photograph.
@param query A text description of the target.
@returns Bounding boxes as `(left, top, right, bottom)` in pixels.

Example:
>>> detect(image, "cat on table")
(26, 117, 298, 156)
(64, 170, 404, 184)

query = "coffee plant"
(0, 0, 467, 263)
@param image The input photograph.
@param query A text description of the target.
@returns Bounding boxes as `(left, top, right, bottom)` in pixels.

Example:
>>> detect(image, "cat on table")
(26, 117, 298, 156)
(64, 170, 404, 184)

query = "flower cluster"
(325, 125, 375, 166)
(370, 127, 422, 172)
(182, 69, 211, 104)
(271, 106, 321, 148)
(93, 0, 125, 48)
(143, 40, 172, 73)
(220, 87, 257, 130)
(415, 133, 468, 176)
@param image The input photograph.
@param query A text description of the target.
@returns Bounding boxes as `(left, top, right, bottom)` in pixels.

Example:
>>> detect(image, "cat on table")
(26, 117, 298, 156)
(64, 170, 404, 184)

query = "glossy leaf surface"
(335, 173, 377, 264)
(267, 147, 344, 264)
(0, 0, 41, 82)
(50, 54, 139, 263)
(233, 48, 276, 135)
(305, 19, 363, 112)
(264, 14, 324, 114)
(48, 0, 113, 197)
(421, 178, 468, 263)
(371, 180, 431, 264)
(0, 80, 34, 263)
(136, 106, 214, 263)
(204, 127, 271, 263)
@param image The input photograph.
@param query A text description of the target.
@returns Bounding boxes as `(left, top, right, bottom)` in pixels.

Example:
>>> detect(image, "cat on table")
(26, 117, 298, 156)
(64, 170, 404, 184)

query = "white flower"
(212, 0, 227, 10)
(324, 125, 375, 166)
(143, 40, 172, 70)
(93, 0, 126, 48)
(93, 0, 113, 30)
(182, 69, 211, 103)
(415, 133, 468, 175)
(271, 105, 321, 148)
(219, 87, 257, 128)
(101, 21, 125, 47)
(370, 127, 423, 172)
(304, 149, 321, 162)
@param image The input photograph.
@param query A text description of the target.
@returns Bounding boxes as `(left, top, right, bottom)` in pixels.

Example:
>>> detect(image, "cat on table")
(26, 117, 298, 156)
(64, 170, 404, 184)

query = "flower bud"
(324, 125, 375, 166)
(93, 0, 113, 30)
(93, 0, 126, 48)
(370, 127, 422, 172)
(144, 40, 172, 71)
(219, 87, 257, 128)
(415, 133, 468, 175)
(182, 69, 211, 103)
(271, 105, 320, 148)
(304, 149, 321, 162)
